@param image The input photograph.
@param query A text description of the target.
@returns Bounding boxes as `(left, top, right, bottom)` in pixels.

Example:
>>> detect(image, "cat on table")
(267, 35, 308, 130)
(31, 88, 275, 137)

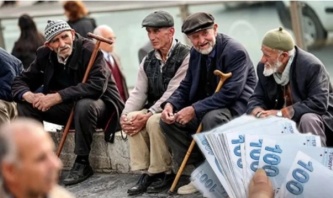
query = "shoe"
(146, 173, 175, 193)
(177, 181, 198, 195)
(127, 174, 156, 195)
(62, 163, 93, 186)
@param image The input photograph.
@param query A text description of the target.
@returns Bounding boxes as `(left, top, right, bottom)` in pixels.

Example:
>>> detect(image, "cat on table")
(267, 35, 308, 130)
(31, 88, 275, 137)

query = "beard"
(57, 45, 72, 59)
(194, 37, 216, 55)
(263, 60, 283, 77)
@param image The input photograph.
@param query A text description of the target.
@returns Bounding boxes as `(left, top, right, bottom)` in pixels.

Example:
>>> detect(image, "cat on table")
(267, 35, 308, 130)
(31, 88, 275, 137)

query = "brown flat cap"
(182, 12, 215, 35)
(142, 11, 174, 28)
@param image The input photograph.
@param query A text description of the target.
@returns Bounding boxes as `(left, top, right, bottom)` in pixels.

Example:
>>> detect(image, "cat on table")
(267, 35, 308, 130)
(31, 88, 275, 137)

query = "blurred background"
(0, 0, 332, 88)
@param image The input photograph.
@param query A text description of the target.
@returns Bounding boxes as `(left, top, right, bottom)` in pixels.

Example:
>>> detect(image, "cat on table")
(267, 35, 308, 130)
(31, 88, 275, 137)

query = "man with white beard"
(160, 12, 257, 195)
(247, 27, 333, 146)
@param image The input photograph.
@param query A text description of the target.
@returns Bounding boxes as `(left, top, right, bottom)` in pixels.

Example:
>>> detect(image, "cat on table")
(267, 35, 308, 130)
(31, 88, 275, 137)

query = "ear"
(44, 42, 53, 51)
(1, 163, 18, 183)
(70, 29, 76, 38)
(280, 52, 289, 63)
(213, 24, 218, 36)
(169, 27, 175, 35)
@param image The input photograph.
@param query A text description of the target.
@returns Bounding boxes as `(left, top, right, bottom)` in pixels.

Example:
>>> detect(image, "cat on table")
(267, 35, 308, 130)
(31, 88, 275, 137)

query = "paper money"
(191, 161, 228, 198)
(256, 135, 321, 193)
(276, 151, 333, 198)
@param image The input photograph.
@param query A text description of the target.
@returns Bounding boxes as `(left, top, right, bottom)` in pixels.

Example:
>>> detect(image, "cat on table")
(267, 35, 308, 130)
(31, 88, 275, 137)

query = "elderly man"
(93, 25, 129, 102)
(247, 27, 333, 146)
(0, 118, 74, 198)
(0, 48, 22, 125)
(120, 11, 190, 195)
(160, 12, 257, 194)
(11, 20, 124, 185)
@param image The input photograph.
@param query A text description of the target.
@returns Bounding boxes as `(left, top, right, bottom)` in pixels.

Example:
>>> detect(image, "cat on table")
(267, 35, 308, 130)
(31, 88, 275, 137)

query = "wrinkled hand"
(33, 93, 62, 112)
(22, 91, 45, 104)
(248, 169, 273, 198)
(259, 110, 278, 118)
(121, 112, 152, 136)
(161, 103, 176, 124)
(175, 106, 195, 125)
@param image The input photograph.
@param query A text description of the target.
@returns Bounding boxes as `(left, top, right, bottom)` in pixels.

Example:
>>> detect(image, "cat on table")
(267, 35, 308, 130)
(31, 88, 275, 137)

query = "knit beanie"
(262, 27, 295, 51)
(44, 20, 72, 42)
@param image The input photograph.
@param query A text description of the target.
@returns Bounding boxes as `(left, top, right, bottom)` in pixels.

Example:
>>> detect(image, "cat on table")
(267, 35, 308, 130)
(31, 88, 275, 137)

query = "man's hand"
(259, 110, 278, 118)
(22, 91, 44, 104)
(175, 106, 195, 125)
(161, 103, 176, 124)
(121, 112, 152, 136)
(248, 169, 273, 198)
(33, 93, 62, 112)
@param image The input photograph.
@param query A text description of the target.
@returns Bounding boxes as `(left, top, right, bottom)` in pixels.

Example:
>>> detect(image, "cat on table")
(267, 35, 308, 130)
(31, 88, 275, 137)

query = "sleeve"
(11, 54, 44, 101)
(149, 54, 189, 113)
(0, 61, 20, 101)
(246, 64, 268, 114)
(192, 49, 253, 117)
(283, 63, 330, 122)
(121, 57, 148, 114)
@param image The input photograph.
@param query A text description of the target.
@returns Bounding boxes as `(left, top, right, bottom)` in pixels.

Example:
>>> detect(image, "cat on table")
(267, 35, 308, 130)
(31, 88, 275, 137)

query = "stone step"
(50, 130, 130, 173)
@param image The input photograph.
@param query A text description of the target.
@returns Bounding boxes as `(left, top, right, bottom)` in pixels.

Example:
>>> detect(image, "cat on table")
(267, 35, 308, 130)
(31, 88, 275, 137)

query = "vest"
(143, 41, 189, 108)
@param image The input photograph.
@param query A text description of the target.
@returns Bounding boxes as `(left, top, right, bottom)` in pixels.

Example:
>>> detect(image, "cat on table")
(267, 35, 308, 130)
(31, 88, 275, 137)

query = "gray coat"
(247, 47, 333, 137)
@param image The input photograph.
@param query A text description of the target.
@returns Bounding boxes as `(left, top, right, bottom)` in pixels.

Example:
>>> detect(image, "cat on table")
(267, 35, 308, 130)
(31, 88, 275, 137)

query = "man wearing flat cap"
(160, 12, 257, 194)
(11, 20, 124, 185)
(247, 27, 333, 146)
(120, 11, 190, 195)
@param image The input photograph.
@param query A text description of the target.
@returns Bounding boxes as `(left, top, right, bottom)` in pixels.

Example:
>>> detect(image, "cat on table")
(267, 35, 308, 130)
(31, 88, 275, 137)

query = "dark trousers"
(17, 98, 111, 156)
(160, 108, 233, 169)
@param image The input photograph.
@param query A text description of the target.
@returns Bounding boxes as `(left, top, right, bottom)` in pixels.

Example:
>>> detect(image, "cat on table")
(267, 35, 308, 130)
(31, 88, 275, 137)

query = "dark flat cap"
(182, 12, 215, 35)
(142, 11, 174, 28)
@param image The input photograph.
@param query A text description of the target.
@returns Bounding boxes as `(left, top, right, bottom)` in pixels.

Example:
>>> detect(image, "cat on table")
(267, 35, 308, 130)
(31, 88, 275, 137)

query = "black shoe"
(62, 163, 93, 186)
(127, 174, 156, 195)
(146, 173, 175, 193)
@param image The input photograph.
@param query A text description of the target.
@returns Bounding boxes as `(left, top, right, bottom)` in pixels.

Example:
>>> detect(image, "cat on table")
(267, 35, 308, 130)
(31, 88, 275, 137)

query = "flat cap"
(182, 12, 215, 35)
(262, 27, 295, 51)
(142, 11, 174, 28)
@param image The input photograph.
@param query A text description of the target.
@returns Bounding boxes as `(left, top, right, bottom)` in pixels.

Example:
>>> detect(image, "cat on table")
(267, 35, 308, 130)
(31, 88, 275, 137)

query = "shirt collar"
(154, 39, 177, 62)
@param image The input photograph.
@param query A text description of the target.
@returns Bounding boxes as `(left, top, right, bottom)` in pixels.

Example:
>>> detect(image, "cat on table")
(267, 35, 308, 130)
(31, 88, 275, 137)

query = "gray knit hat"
(44, 20, 72, 42)
(262, 27, 295, 51)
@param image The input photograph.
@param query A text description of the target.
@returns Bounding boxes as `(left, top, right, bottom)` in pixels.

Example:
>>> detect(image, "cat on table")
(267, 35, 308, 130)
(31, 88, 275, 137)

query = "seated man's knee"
(201, 108, 231, 130)
(146, 114, 161, 132)
(299, 113, 322, 126)
(75, 99, 97, 117)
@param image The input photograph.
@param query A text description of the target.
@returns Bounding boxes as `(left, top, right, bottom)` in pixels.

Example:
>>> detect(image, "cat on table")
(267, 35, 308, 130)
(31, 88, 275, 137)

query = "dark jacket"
(247, 47, 333, 134)
(68, 17, 97, 38)
(164, 33, 257, 119)
(11, 34, 124, 142)
(0, 47, 23, 101)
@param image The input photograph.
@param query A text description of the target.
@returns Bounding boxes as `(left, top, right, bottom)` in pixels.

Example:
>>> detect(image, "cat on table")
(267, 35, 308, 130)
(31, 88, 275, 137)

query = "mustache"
(57, 45, 71, 53)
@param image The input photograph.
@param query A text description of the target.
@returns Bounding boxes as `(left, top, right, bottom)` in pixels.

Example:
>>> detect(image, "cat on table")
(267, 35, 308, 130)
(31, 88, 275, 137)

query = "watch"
(276, 110, 283, 117)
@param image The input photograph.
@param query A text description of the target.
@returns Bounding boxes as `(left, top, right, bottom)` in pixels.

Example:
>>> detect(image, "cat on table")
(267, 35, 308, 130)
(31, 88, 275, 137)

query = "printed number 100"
(286, 160, 313, 195)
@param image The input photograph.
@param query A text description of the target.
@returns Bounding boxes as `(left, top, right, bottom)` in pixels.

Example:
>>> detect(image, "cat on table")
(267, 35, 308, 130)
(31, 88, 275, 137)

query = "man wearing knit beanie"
(11, 19, 124, 185)
(247, 27, 333, 146)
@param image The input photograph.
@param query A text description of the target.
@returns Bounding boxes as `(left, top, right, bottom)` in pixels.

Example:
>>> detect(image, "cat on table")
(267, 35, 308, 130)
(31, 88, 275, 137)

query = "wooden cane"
(56, 32, 113, 157)
(168, 70, 232, 193)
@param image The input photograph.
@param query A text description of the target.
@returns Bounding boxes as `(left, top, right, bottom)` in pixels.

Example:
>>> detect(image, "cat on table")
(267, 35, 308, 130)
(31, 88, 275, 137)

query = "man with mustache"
(0, 118, 74, 198)
(120, 11, 190, 195)
(160, 12, 257, 194)
(247, 27, 333, 146)
(11, 20, 124, 185)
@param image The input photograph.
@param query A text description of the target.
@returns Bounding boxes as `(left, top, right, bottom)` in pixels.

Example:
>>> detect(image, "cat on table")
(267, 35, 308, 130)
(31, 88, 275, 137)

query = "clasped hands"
(120, 112, 152, 136)
(22, 91, 62, 112)
(161, 103, 195, 125)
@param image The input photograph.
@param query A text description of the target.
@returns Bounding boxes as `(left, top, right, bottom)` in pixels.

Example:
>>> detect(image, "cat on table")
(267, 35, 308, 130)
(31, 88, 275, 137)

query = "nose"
(260, 56, 267, 64)
(59, 39, 65, 47)
(49, 153, 62, 170)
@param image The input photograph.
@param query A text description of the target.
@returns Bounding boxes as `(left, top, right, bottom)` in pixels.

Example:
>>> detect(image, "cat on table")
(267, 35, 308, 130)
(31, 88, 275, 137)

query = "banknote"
(205, 116, 299, 198)
(276, 151, 333, 198)
(191, 161, 228, 198)
(256, 135, 322, 193)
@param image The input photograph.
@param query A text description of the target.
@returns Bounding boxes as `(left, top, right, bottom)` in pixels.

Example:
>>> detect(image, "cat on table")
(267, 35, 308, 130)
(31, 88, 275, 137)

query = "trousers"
(17, 98, 111, 156)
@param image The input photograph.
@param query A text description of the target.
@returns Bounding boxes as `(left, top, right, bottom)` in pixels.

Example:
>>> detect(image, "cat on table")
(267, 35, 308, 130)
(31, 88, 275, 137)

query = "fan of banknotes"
(191, 115, 333, 198)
